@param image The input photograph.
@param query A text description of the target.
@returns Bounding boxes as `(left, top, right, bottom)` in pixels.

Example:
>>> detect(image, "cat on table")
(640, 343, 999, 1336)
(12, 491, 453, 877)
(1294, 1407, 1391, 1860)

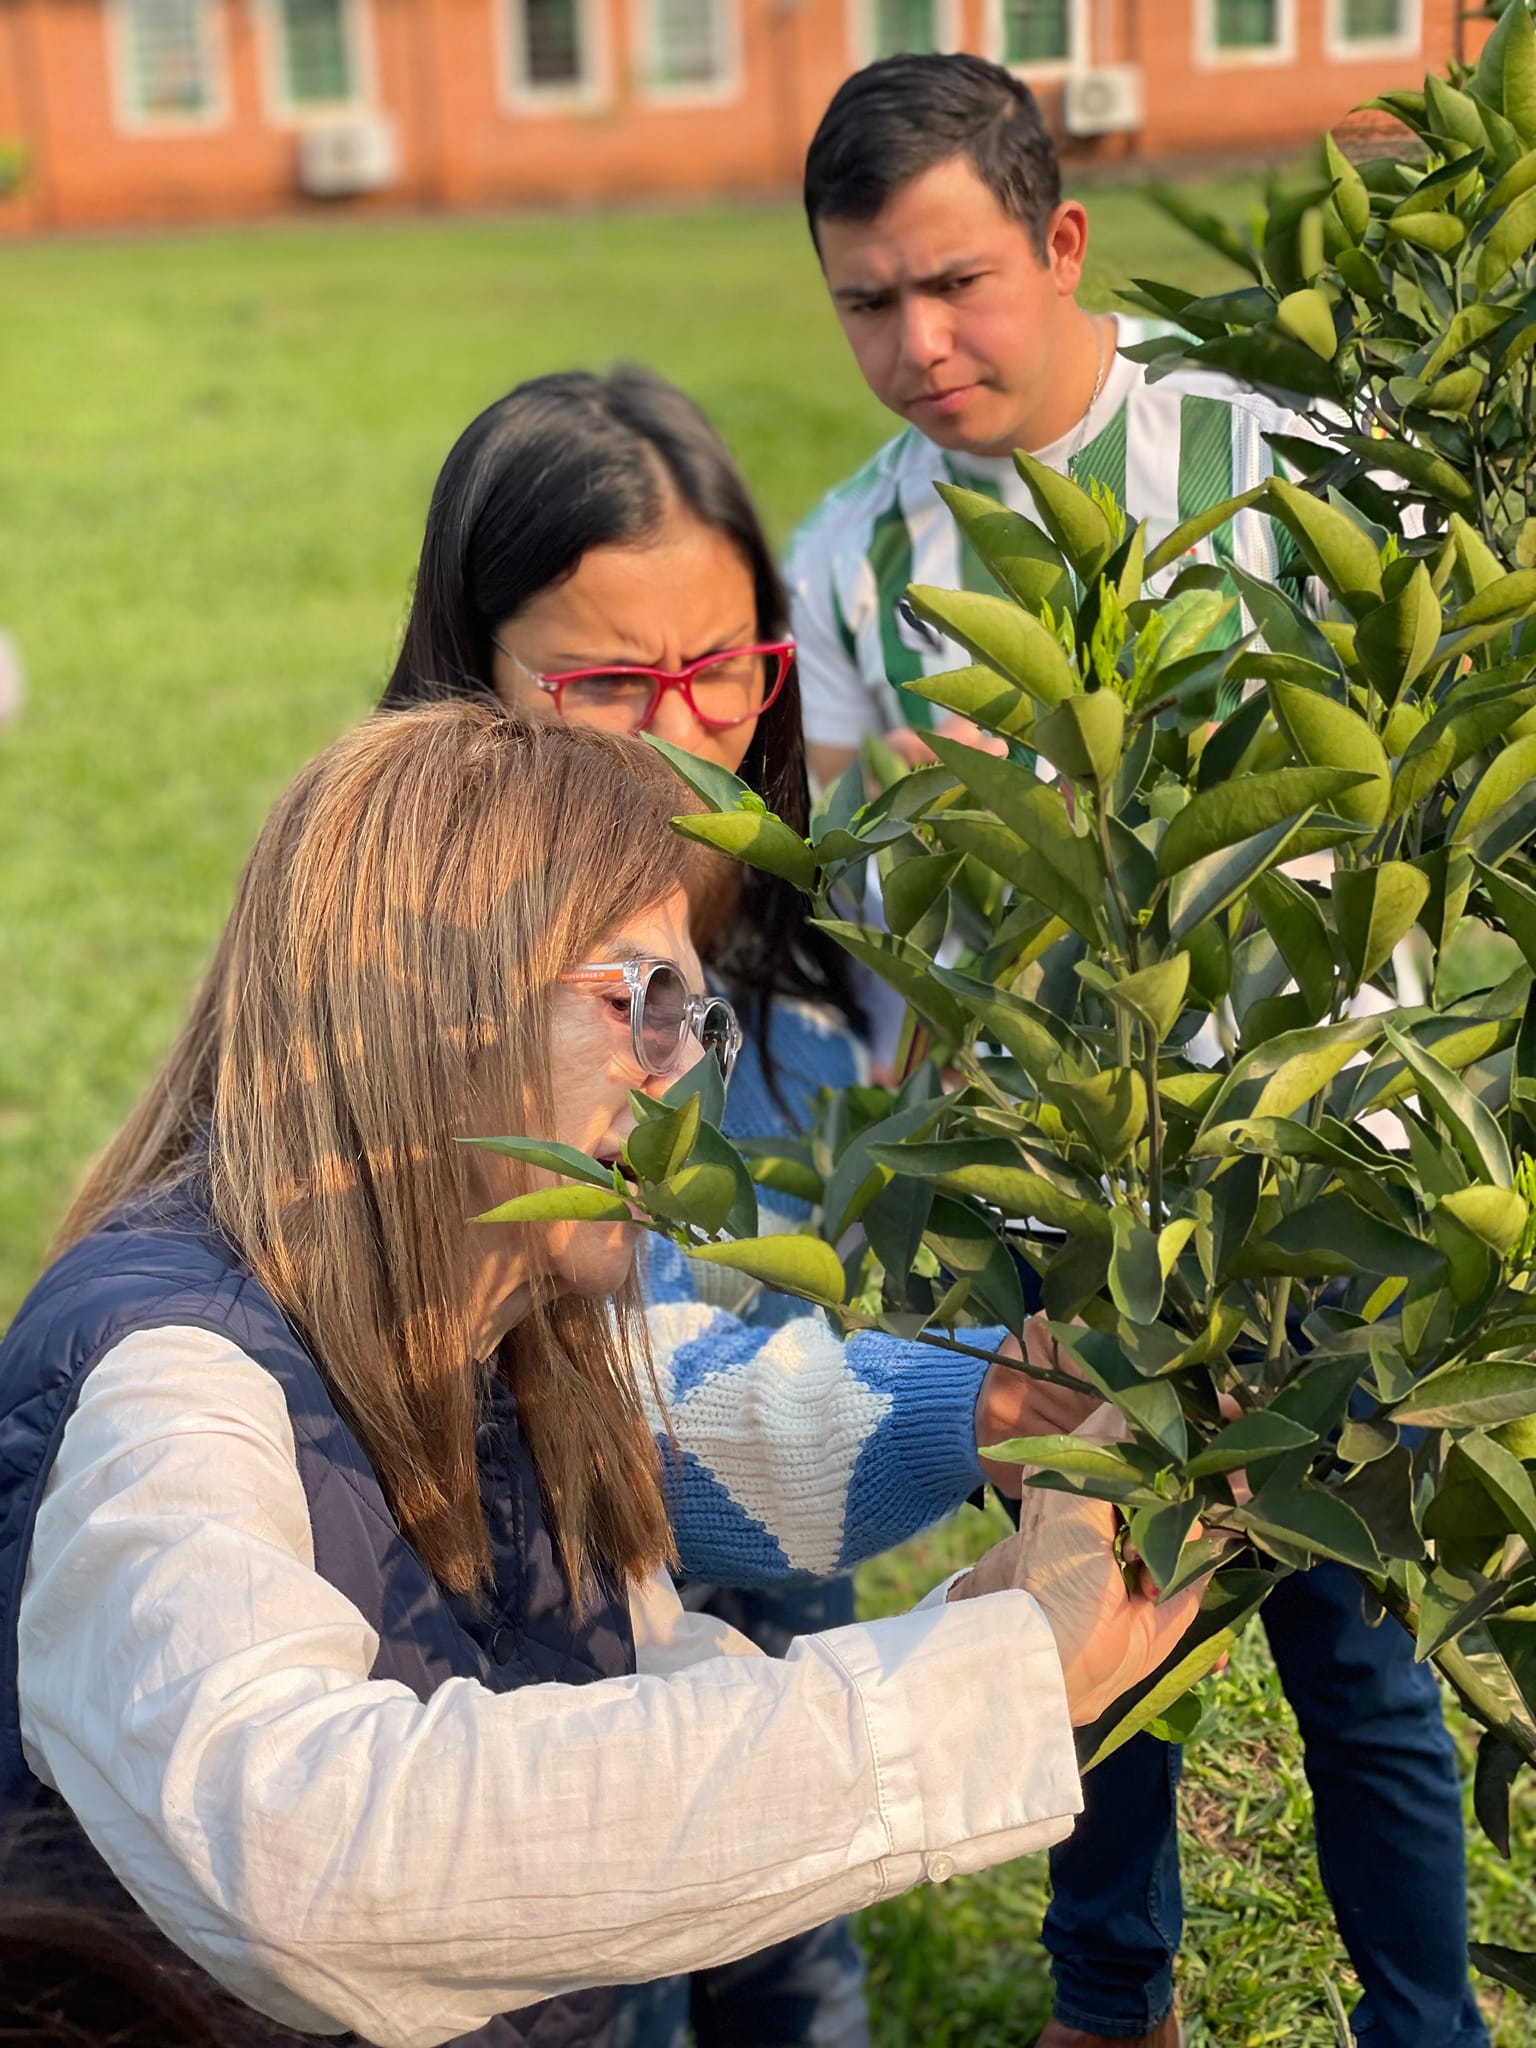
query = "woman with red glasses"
(382, 368, 1101, 2047)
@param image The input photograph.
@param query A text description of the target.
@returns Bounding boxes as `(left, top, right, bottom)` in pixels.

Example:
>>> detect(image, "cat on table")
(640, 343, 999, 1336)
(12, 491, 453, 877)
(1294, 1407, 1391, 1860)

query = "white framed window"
(1196, 0, 1297, 67)
(502, 0, 610, 110)
(633, 0, 741, 106)
(987, 0, 1087, 76)
(850, 0, 963, 64)
(108, 0, 228, 132)
(262, 0, 374, 116)
(1325, 0, 1420, 59)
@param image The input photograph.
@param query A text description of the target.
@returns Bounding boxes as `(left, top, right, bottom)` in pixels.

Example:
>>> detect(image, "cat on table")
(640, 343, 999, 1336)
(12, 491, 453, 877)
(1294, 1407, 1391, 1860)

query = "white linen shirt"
(17, 1325, 1082, 2048)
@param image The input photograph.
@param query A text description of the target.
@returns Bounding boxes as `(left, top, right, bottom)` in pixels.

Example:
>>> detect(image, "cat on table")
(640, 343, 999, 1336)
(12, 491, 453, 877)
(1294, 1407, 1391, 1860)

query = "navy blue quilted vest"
(0, 1187, 634, 2047)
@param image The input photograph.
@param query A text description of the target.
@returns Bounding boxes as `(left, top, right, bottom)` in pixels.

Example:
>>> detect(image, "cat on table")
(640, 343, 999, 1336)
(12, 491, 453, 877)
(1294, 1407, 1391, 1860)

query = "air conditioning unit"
(1063, 65, 1143, 138)
(297, 113, 399, 198)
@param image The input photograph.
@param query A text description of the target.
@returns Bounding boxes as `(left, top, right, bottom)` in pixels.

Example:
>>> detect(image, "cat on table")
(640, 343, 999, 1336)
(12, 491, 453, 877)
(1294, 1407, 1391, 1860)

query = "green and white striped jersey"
(786, 318, 1310, 747)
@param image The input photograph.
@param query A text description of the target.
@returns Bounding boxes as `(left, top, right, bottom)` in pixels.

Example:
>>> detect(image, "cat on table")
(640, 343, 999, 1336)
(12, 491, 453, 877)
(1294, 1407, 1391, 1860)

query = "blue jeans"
(617, 1577, 870, 2048)
(1044, 1561, 1489, 2045)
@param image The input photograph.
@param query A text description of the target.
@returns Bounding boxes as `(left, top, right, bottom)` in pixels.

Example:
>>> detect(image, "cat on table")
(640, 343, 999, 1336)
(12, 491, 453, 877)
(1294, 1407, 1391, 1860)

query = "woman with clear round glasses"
(381, 367, 1108, 2046)
(4, 705, 1199, 2048)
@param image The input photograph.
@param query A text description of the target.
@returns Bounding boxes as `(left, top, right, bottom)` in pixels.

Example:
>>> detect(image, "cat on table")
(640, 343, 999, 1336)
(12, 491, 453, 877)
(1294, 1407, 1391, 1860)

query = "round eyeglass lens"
(686, 651, 769, 728)
(638, 962, 689, 1072)
(560, 673, 657, 733)
(699, 998, 739, 1080)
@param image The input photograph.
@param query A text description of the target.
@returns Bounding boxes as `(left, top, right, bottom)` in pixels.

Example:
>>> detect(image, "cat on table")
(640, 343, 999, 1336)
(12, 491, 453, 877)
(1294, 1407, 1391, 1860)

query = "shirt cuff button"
(925, 1851, 956, 1884)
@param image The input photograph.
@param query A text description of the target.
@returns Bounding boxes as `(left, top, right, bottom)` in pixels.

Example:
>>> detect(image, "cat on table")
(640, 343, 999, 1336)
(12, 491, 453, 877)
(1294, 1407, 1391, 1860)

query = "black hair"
(381, 366, 861, 1083)
(803, 52, 1061, 261)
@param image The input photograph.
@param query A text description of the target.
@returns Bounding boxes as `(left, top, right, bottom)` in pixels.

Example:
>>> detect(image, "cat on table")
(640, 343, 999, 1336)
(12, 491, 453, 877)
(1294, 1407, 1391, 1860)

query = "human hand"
(951, 1409, 1203, 1725)
(975, 1318, 1104, 1496)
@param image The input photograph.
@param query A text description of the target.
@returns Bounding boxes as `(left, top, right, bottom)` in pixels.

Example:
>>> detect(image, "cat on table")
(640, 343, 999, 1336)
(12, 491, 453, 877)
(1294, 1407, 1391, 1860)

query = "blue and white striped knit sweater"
(643, 993, 1005, 1587)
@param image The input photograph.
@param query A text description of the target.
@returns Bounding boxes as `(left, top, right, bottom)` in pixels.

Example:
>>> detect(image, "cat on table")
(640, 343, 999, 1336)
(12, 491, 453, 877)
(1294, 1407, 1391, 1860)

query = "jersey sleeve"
(784, 518, 882, 752)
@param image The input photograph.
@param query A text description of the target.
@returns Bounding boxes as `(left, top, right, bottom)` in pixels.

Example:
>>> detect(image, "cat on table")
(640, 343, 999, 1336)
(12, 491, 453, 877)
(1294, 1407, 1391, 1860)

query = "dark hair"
(804, 53, 1061, 260)
(381, 365, 860, 1080)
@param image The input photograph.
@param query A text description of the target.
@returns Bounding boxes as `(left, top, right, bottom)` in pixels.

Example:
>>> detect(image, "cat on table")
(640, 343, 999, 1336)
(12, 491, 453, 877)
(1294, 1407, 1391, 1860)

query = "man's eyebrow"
(831, 260, 989, 302)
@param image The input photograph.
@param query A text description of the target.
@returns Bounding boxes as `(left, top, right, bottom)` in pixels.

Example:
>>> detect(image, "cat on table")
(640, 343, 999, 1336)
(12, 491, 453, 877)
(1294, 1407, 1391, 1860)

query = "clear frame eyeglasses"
(560, 958, 742, 1088)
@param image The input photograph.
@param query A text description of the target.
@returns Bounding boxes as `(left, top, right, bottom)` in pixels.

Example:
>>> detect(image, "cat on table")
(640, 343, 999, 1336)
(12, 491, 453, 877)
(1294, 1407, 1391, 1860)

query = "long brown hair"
(56, 705, 696, 1600)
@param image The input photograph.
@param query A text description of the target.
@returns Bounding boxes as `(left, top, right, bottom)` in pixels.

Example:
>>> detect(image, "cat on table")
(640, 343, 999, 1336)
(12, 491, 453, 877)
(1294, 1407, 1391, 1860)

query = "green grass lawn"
(5, 173, 1536, 2043)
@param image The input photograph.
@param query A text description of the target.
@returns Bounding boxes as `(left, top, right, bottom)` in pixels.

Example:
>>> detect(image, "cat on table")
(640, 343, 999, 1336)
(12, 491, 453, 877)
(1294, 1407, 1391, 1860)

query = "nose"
(646, 682, 711, 753)
(897, 293, 950, 377)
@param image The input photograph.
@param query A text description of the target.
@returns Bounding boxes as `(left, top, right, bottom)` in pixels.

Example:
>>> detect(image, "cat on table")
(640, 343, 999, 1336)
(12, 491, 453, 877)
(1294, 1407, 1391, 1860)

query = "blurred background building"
(0, 0, 1488, 235)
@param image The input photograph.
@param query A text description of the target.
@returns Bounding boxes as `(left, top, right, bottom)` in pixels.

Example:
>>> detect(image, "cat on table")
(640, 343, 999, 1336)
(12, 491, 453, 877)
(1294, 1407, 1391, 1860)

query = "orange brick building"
(0, 0, 1490, 236)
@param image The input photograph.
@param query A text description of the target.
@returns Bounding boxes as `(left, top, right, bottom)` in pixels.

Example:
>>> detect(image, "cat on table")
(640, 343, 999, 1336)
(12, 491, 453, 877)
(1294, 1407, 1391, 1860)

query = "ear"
(1044, 200, 1090, 297)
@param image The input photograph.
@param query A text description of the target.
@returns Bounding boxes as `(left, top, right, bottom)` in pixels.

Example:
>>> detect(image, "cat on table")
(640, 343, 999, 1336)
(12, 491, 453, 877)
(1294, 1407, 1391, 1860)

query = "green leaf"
(737, 1137, 823, 1205)
(1474, 1733, 1524, 1862)
(1011, 446, 1115, 581)
(1269, 678, 1391, 826)
(1142, 485, 1268, 578)
(1383, 1022, 1513, 1187)
(1451, 735, 1536, 848)
(1110, 1209, 1164, 1324)
(1206, 1012, 1383, 1126)
(980, 1432, 1156, 1486)
(1103, 956, 1191, 1042)
(1480, 0, 1536, 139)
(1355, 561, 1442, 703)
(1470, 1944, 1536, 2001)
(1248, 1192, 1446, 1282)
(906, 585, 1076, 707)
(1337, 435, 1476, 512)
(1033, 691, 1126, 786)
(462, 1137, 615, 1190)
(901, 663, 1038, 742)
(929, 966, 1090, 1080)
(1459, 1430, 1536, 1554)
(671, 809, 817, 892)
(1250, 870, 1335, 1016)
(1242, 1484, 1383, 1572)
(1051, 1067, 1150, 1165)
(1144, 184, 1263, 280)
(1333, 862, 1432, 986)
(1265, 477, 1384, 617)
(1395, 1358, 1536, 1427)
(1325, 130, 1372, 240)
(1228, 563, 1340, 672)
(1156, 766, 1368, 880)
(931, 483, 1073, 616)
(881, 850, 962, 940)
(1167, 813, 1310, 943)
(930, 808, 1101, 941)
(1130, 1499, 1203, 1591)
(811, 921, 967, 1042)
(624, 1094, 700, 1184)
(927, 740, 1103, 904)
(1479, 860, 1536, 973)
(1274, 286, 1337, 360)
(642, 733, 752, 814)
(1483, 185, 1536, 290)
(686, 1234, 847, 1307)
(1184, 1412, 1318, 1479)
(884, 1144, 1113, 1240)
(473, 1184, 634, 1225)
(1390, 668, 1536, 817)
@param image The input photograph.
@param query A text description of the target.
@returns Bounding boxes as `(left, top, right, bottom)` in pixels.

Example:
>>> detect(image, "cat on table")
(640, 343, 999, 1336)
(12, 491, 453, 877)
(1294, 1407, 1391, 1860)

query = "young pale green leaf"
(1032, 690, 1126, 787)
(1383, 1022, 1513, 1187)
(1269, 678, 1391, 826)
(1167, 814, 1309, 942)
(473, 1185, 634, 1226)
(1192, 1113, 1407, 1181)
(1325, 129, 1373, 239)
(687, 1234, 847, 1307)
(671, 810, 817, 892)
(1110, 1209, 1165, 1324)
(1437, 1185, 1530, 1256)
(901, 663, 1037, 741)
(462, 1137, 615, 1190)
(1184, 1412, 1318, 1478)
(1266, 478, 1384, 617)
(1156, 766, 1368, 880)
(1274, 286, 1338, 360)
(932, 483, 1073, 616)
(1241, 1484, 1384, 1573)
(1452, 568, 1536, 629)
(1394, 1357, 1536, 1427)
(1012, 446, 1115, 582)
(1103, 955, 1191, 1043)
(1203, 1012, 1383, 1128)
(1333, 861, 1432, 986)
(906, 585, 1076, 707)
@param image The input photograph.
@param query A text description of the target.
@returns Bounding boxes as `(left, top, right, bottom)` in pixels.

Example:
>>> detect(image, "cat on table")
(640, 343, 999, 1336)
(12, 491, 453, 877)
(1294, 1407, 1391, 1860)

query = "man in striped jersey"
(787, 52, 1302, 789)
(787, 53, 1490, 2048)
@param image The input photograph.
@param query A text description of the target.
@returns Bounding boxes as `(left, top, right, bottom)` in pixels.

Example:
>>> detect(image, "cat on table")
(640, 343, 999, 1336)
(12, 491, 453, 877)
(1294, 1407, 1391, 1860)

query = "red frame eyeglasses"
(495, 639, 795, 737)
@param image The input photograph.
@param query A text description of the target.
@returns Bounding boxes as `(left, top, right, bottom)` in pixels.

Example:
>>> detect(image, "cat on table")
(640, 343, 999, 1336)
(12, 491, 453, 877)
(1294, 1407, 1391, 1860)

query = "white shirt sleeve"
(18, 1326, 1081, 2048)
(785, 525, 883, 752)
